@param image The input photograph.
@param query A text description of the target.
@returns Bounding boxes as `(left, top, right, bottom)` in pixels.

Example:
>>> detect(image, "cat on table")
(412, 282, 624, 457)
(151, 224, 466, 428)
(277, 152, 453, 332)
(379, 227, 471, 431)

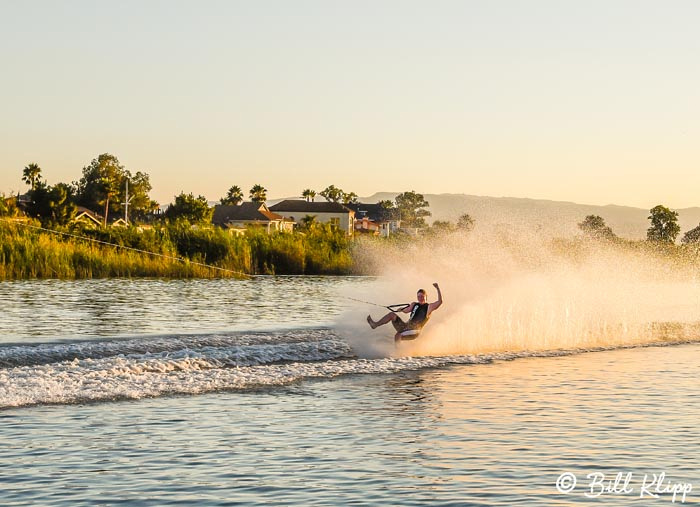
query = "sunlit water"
(1, 278, 699, 506)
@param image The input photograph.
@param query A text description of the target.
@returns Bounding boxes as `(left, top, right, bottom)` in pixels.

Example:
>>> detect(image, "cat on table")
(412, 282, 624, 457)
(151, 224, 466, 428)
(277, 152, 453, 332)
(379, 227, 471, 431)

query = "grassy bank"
(9, 217, 697, 281)
(0, 220, 354, 279)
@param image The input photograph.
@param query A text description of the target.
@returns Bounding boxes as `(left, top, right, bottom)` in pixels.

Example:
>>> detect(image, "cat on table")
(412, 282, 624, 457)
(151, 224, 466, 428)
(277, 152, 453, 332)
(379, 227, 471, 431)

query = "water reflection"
(2, 344, 700, 505)
(380, 374, 441, 416)
(0, 277, 370, 342)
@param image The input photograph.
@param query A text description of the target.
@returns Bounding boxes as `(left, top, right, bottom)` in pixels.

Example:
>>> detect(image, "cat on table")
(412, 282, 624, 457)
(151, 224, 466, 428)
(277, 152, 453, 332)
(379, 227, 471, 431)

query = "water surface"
(1, 278, 698, 506)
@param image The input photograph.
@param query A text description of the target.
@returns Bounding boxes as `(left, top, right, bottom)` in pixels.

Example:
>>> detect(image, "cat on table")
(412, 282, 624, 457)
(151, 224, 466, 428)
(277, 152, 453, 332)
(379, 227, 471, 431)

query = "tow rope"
(344, 296, 410, 312)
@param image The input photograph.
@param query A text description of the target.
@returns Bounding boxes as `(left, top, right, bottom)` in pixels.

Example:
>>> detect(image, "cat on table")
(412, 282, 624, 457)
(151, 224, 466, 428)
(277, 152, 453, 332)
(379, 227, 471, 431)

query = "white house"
(269, 200, 355, 236)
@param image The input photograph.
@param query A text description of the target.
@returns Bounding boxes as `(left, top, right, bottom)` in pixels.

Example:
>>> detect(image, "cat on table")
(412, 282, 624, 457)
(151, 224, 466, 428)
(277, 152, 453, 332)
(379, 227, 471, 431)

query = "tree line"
(578, 205, 700, 244)
(14, 155, 158, 227)
(7, 153, 700, 245)
(4, 154, 437, 231)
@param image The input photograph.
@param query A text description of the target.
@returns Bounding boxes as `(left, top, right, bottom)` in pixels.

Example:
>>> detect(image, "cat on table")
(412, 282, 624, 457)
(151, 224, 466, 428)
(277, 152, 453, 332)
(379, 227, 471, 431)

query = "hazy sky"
(1, 0, 698, 208)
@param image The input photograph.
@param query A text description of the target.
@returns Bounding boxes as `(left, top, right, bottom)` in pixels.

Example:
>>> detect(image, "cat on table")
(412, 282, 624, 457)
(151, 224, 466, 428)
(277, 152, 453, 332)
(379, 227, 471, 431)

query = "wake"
(2, 325, 699, 409)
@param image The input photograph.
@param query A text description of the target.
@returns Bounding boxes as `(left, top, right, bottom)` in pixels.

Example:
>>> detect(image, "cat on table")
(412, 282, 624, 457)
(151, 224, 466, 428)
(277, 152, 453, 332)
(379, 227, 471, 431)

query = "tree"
(395, 191, 431, 228)
(431, 220, 455, 233)
(75, 154, 158, 225)
(301, 189, 316, 202)
(47, 183, 77, 225)
(24, 181, 51, 222)
(94, 155, 122, 227)
(376, 200, 397, 222)
(647, 205, 680, 243)
(342, 191, 358, 205)
(75, 153, 124, 226)
(682, 224, 700, 244)
(22, 163, 42, 190)
(457, 213, 475, 232)
(319, 185, 344, 203)
(126, 171, 159, 221)
(578, 215, 615, 240)
(25, 181, 76, 226)
(221, 185, 243, 206)
(249, 184, 267, 203)
(165, 192, 212, 223)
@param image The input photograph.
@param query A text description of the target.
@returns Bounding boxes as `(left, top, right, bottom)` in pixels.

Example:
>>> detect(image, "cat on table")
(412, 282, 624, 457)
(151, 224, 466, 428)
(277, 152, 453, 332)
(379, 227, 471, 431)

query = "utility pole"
(122, 179, 133, 225)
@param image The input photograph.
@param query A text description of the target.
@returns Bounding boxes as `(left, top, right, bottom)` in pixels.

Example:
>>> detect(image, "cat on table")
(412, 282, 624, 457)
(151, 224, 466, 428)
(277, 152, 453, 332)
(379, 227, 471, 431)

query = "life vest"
(408, 302, 429, 329)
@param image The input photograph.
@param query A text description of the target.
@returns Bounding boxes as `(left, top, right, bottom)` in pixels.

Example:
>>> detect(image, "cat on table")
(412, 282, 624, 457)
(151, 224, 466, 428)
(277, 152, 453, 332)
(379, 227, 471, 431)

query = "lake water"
(1, 278, 699, 506)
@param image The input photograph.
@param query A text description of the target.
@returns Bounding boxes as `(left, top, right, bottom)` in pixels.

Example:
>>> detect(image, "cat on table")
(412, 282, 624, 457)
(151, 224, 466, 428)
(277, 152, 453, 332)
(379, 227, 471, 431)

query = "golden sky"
(1, 0, 698, 208)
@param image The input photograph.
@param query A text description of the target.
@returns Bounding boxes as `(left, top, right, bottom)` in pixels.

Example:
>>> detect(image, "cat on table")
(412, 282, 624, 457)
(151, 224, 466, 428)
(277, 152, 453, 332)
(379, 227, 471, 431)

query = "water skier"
(367, 283, 443, 342)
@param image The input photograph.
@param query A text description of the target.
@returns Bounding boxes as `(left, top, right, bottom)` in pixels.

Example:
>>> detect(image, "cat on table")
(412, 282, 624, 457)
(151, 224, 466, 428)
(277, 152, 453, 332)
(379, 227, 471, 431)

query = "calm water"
(1, 278, 699, 506)
(0, 277, 353, 342)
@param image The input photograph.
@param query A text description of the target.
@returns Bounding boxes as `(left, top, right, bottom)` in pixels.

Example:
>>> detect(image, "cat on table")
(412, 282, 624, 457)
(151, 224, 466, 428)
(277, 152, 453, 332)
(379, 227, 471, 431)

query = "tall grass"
(0, 220, 355, 280)
(6, 217, 698, 281)
(245, 227, 353, 275)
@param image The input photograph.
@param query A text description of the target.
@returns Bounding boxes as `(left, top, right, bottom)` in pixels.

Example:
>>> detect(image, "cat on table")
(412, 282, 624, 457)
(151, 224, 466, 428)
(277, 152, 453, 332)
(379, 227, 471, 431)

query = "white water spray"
(343, 230, 700, 358)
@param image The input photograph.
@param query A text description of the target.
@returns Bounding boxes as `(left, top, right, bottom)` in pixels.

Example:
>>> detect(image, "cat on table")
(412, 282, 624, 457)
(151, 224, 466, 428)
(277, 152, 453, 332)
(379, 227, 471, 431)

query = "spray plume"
(341, 228, 700, 358)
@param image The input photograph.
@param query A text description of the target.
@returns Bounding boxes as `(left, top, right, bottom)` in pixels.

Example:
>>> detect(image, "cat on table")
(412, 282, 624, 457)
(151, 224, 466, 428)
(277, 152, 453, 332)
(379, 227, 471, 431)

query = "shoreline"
(0, 220, 358, 280)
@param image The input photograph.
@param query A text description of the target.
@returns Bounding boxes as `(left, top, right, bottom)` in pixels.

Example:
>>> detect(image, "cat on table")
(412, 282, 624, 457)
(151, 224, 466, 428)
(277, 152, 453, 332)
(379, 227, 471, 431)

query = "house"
(212, 202, 293, 235)
(110, 218, 128, 227)
(269, 200, 355, 236)
(17, 193, 31, 205)
(73, 207, 103, 227)
(12, 193, 31, 213)
(73, 207, 130, 228)
(346, 203, 401, 237)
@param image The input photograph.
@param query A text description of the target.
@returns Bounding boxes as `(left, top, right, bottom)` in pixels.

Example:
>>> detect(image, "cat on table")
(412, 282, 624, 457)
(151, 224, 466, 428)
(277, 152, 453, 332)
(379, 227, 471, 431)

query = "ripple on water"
(2, 344, 699, 505)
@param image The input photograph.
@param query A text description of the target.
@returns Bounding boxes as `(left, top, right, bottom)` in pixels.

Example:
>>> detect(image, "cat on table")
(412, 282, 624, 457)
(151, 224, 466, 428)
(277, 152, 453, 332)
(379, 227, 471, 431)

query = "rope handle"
(386, 303, 411, 312)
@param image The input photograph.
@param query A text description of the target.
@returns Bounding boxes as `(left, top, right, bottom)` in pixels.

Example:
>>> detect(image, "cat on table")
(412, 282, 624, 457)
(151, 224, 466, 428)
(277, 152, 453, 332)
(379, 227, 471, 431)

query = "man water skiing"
(367, 282, 443, 342)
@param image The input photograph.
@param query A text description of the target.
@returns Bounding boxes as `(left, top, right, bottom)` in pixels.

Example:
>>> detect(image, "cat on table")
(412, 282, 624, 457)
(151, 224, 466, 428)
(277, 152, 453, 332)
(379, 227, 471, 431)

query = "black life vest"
(408, 302, 429, 329)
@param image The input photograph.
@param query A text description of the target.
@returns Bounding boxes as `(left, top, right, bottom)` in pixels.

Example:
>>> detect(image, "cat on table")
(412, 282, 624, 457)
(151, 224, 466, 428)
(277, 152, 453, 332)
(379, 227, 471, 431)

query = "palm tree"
(249, 184, 267, 203)
(457, 213, 475, 232)
(302, 189, 316, 202)
(22, 163, 42, 190)
(221, 185, 243, 205)
(300, 214, 318, 231)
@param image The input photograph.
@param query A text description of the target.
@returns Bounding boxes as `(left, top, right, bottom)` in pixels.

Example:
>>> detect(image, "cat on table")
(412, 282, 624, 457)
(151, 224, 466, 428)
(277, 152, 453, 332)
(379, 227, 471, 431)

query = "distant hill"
(267, 192, 700, 240)
(358, 193, 700, 240)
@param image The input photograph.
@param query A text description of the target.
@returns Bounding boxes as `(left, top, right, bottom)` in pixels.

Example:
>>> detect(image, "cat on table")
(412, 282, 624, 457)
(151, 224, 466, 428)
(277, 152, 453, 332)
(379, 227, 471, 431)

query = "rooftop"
(269, 200, 354, 214)
(212, 202, 287, 224)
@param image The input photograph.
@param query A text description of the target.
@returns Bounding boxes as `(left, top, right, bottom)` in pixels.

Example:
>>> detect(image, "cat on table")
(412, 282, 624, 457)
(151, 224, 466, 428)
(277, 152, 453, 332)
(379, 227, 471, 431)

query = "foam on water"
(4, 230, 700, 409)
(0, 328, 335, 367)
(2, 324, 699, 409)
(0, 328, 350, 408)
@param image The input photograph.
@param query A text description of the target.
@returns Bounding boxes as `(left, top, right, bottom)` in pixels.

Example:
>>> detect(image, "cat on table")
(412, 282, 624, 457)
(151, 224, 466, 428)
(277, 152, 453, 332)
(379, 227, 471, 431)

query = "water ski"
(397, 329, 421, 341)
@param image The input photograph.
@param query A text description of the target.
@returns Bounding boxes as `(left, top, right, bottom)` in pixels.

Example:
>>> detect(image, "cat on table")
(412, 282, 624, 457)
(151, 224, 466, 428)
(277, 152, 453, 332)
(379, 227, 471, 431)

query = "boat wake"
(2, 325, 699, 409)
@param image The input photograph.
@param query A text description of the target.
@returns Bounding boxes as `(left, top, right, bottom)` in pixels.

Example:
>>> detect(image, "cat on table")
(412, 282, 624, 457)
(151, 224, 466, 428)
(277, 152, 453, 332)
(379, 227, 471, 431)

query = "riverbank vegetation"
(1, 153, 426, 279)
(5, 154, 700, 279)
(4, 209, 700, 280)
(0, 220, 353, 280)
